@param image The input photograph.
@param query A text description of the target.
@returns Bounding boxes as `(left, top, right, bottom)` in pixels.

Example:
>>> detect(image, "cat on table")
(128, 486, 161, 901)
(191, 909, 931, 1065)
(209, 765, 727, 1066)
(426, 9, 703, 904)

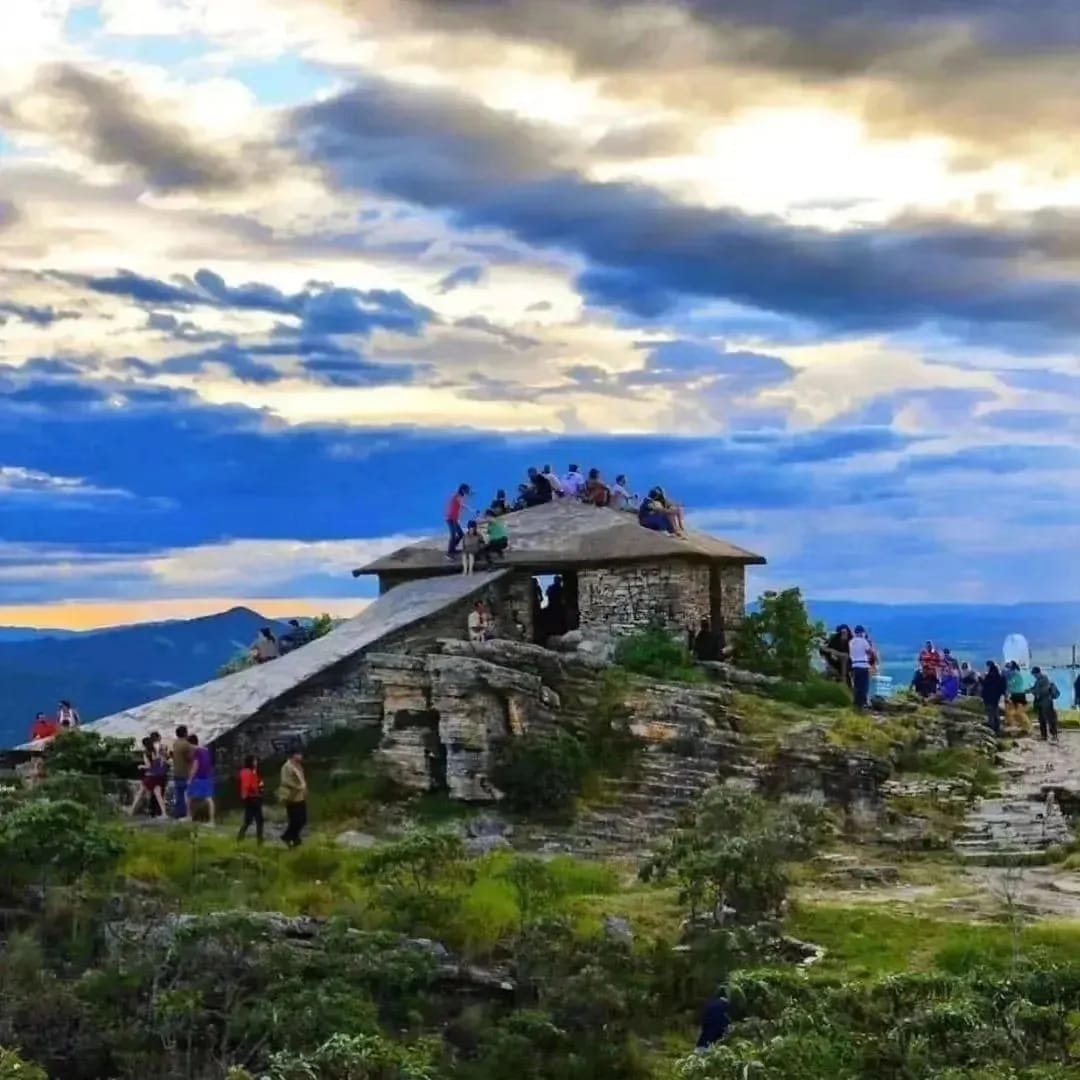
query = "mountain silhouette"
(0, 607, 290, 747)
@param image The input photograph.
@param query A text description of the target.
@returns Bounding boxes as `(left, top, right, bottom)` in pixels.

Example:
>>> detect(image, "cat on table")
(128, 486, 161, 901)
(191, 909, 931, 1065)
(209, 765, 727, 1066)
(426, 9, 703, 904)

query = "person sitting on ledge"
(488, 488, 512, 516)
(30, 712, 59, 742)
(610, 474, 637, 511)
(541, 465, 564, 497)
(562, 463, 586, 498)
(582, 467, 611, 507)
(467, 600, 494, 643)
(653, 486, 687, 536)
(251, 627, 280, 664)
(638, 488, 678, 534)
(525, 466, 553, 506)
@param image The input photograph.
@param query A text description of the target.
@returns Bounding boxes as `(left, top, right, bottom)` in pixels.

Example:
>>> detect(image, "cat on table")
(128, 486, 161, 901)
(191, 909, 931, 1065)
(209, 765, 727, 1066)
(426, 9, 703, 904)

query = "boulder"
(603, 915, 634, 945)
(465, 834, 512, 856)
(336, 830, 379, 850)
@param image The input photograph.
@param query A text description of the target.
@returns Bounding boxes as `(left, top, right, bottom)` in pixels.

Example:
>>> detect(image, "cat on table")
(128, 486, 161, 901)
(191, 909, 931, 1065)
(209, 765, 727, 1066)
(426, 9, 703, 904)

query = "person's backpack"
(1051, 682, 1061, 700)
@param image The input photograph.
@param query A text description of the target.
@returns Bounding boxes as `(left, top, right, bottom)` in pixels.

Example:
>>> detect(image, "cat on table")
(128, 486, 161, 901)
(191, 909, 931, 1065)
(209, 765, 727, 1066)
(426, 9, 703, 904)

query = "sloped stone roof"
(20, 571, 508, 751)
(354, 499, 765, 576)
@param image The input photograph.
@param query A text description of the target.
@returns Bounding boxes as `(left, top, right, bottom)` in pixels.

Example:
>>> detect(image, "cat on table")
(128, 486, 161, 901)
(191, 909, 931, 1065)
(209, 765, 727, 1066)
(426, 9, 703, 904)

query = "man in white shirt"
(541, 465, 564, 496)
(610, 474, 637, 511)
(848, 625, 873, 710)
(562, 464, 585, 498)
(467, 601, 493, 643)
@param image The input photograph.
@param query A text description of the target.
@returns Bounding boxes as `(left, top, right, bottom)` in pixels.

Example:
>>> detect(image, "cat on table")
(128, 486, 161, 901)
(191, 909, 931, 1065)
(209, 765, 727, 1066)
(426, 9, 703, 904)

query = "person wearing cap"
(848, 625, 873, 710)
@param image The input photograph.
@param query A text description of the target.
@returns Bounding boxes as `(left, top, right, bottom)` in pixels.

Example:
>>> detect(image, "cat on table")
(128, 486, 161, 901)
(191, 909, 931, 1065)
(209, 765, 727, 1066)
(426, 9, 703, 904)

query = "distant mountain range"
(0, 608, 289, 748)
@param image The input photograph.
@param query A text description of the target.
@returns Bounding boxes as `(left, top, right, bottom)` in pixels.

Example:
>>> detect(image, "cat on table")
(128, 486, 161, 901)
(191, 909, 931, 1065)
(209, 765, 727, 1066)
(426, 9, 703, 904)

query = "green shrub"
(615, 627, 701, 683)
(0, 1047, 48, 1080)
(490, 732, 590, 817)
(763, 676, 852, 710)
(44, 729, 139, 778)
(734, 588, 823, 681)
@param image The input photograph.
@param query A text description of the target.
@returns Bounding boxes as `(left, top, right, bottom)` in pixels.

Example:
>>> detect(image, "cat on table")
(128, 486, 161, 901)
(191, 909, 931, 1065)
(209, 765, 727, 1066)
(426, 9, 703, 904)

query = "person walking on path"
(1030, 667, 1061, 742)
(187, 734, 216, 826)
(848, 625, 873, 711)
(445, 484, 472, 560)
(170, 725, 194, 821)
(279, 750, 308, 848)
(237, 755, 264, 843)
(981, 661, 1007, 737)
(130, 735, 168, 817)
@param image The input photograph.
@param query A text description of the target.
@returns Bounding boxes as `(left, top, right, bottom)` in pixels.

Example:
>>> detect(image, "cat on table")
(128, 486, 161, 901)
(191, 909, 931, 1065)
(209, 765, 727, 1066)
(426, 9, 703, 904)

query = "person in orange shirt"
(29, 712, 59, 742)
(237, 755, 264, 843)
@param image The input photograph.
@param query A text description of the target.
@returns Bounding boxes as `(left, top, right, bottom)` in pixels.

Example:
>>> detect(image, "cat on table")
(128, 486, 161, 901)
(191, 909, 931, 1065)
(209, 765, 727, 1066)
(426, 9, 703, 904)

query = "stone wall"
(711, 566, 746, 631)
(577, 560, 712, 636)
(216, 576, 523, 768)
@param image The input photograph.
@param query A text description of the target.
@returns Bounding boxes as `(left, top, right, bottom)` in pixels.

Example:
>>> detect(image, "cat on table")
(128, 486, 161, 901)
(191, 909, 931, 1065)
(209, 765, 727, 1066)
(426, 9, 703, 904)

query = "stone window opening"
(530, 571, 580, 644)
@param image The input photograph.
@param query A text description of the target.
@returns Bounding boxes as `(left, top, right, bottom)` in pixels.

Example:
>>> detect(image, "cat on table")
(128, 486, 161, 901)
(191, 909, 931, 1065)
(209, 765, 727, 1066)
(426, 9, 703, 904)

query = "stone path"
(954, 732, 1080, 864)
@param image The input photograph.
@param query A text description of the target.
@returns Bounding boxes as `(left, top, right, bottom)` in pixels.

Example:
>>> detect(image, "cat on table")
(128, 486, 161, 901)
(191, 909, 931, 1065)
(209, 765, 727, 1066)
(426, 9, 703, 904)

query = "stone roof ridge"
(15, 571, 509, 752)
(354, 498, 765, 575)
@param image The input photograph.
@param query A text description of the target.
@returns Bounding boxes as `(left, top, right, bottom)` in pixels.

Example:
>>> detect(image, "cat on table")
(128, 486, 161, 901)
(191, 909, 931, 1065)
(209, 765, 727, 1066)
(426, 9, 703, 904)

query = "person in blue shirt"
(696, 987, 731, 1050)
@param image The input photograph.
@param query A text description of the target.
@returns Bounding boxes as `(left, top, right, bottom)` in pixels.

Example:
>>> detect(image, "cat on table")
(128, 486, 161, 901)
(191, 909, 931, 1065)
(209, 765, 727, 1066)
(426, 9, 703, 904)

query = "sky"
(1, 0, 1078, 628)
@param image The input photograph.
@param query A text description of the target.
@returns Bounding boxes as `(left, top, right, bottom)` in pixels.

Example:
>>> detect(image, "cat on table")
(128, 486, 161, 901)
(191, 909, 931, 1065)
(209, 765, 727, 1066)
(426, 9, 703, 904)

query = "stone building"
(355, 499, 764, 644)
(58, 501, 764, 803)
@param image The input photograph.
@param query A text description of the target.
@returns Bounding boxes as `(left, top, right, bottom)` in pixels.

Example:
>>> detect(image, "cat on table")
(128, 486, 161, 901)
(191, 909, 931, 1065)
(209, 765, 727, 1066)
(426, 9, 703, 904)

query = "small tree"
(0, 799, 125, 896)
(45, 729, 139, 778)
(734, 588, 823, 681)
(0, 1047, 48, 1080)
(640, 787, 822, 926)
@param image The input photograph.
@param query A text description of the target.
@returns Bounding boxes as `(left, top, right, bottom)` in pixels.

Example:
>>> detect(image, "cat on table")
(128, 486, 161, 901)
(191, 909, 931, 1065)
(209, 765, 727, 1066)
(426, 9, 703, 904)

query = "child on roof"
(461, 520, 483, 575)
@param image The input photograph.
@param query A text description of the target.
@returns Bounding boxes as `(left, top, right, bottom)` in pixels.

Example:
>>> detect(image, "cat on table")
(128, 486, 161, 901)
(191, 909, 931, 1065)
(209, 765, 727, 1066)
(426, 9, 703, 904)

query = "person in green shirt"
(483, 513, 509, 568)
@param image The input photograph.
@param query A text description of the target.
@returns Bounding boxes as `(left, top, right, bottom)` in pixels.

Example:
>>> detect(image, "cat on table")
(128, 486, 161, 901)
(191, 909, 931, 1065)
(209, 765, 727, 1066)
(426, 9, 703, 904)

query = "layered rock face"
(370, 638, 737, 802)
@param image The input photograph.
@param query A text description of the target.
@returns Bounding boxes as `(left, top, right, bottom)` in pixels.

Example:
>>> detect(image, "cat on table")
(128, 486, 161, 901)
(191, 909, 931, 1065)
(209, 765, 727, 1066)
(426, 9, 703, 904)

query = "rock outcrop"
(370, 638, 738, 803)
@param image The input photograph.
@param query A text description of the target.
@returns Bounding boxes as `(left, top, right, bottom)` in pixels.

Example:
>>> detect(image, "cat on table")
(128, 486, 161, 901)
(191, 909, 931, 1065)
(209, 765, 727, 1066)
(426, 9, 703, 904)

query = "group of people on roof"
(249, 621, 314, 665)
(444, 464, 689, 570)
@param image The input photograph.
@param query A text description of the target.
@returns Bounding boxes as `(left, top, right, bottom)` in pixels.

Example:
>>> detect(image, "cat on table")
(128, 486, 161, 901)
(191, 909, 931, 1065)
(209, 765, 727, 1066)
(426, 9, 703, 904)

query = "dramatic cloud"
(3, 64, 251, 192)
(293, 81, 1080, 342)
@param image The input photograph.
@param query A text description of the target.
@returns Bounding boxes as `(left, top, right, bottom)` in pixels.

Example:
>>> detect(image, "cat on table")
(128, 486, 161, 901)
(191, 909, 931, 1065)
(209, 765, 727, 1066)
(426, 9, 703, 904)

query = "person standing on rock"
(279, 750, 308, 848)
(981, 661, 1007, 737)
(1030, 667, 1060, 743)
(849, 625, 873, 711)
(445, 483, 472, 561)
(461, 520, 483, 575)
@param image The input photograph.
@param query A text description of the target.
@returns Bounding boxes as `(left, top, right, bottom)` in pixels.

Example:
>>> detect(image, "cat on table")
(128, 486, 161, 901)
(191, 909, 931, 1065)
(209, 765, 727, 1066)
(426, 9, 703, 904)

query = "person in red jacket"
(29, 712, 59, 741)
(237, 756, 264, 843)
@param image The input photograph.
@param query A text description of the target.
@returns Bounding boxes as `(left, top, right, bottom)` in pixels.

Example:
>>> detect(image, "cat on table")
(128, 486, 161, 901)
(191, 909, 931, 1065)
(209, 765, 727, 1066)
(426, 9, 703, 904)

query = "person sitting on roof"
(524, 466, 553, 506)
(638, 488, 678, 534)
(488, 488, 512, 516)
(483, 511, 509, 567)
(512, 483, 532, 511)
(541, 465, 564, 497)
(653, 486, 687, 536)
(582, 467, 611, 507)
(609, 474, 637, 511)
(279, 619, 311, 654)
(251, 627, 280, 664)
(57, 699, 80, 728)
(562, 464, 586, 498)
(30, 712, 59, 742)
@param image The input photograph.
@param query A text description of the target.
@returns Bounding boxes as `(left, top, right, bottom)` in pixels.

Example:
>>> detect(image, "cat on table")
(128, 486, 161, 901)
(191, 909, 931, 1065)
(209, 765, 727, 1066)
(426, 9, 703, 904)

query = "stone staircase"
(954, 735, 1080, 864)
(524, 733, 755, 858)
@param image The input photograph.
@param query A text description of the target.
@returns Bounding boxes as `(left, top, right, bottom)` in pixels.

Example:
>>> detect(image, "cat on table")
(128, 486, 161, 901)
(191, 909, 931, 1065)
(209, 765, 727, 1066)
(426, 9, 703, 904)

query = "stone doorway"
(531, 570, 580, 644)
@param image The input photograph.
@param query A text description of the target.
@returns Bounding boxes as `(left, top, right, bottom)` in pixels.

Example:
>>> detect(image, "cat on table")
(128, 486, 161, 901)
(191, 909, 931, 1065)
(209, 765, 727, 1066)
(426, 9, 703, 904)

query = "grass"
(787, 902, 1080, 978)
(824, 712, 919, 758)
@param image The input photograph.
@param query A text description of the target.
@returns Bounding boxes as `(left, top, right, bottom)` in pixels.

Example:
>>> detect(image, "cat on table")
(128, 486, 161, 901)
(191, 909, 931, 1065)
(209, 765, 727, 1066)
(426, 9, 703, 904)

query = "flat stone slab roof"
(18, 571, 508, 751)
(355, 499, 765, 576)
